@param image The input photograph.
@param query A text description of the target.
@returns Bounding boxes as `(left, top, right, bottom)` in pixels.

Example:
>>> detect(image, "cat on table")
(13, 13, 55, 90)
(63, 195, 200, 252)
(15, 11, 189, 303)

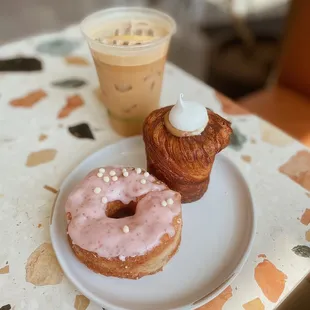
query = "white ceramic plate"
(50, 136, 255, 310)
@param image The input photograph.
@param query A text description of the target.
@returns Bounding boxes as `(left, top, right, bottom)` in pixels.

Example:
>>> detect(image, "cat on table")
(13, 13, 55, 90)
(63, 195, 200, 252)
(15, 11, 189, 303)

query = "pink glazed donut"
(65, 166, 182, 279)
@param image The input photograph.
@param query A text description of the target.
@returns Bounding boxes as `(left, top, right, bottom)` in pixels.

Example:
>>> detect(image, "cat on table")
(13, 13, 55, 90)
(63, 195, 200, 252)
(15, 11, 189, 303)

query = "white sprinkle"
(101, 197, 108, 203)
(119, 255, 126, 261)
(123, 225, 130, 233)
(112, 176, 118, 181)
(140, 179, 146, 184)
(167, 198, 174, 205)
(94, 187, 101, 194)
(125, 266, 128, 269)
(103, 176, 110, 183)
(177, 218, 182, 224)
(97, 172, 103, 178)
(161, 200, 167, 207)
(99, 168, 105, 173)
(109, 170, 116, 176)
(123, 171, 129, 177)
(135, 168, 142, 174)
(144, 172, 149, 177)
(122, 168, 127, 173)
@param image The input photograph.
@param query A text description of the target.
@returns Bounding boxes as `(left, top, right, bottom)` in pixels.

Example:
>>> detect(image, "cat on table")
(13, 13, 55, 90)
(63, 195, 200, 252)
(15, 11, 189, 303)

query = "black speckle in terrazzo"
(68, 123, 95, 140)
(229, 126, 247, 151)
(0, 305, 11, 310)
(292, 245, 310, 258)
(0, 57, 42, 72)
(36, 38, 80, 56)
(51, 78, 87, 89)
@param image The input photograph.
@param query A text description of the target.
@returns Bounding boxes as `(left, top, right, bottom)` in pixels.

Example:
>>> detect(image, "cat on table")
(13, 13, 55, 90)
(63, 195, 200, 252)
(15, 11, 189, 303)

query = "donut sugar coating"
(65, 166, 182, 279)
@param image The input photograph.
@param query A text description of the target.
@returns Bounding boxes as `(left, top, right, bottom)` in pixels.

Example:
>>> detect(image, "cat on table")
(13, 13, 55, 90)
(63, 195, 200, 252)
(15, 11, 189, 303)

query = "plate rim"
(50, 136, 256, 310)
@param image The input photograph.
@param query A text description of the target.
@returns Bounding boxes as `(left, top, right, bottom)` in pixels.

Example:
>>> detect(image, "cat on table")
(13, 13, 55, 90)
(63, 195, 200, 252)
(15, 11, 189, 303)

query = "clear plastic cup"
(81, 7, 176, 136)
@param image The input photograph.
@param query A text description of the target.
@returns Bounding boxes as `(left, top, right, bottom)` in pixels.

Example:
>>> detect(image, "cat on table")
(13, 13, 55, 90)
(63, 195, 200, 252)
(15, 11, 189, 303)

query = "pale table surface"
(0, 25, 309, 310)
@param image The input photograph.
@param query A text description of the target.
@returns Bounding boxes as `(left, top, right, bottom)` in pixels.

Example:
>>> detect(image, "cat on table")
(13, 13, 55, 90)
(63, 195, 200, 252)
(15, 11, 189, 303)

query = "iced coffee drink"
(81, 7, 176, 136)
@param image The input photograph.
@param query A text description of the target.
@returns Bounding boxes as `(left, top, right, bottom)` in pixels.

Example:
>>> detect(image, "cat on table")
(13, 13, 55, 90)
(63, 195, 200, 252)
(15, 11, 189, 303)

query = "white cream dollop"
(168, 94, 208, 134)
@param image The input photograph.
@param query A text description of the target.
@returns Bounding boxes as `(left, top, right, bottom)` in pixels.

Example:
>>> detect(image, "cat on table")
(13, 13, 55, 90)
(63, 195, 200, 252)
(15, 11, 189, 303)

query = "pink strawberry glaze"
(65, 166, 181, 259)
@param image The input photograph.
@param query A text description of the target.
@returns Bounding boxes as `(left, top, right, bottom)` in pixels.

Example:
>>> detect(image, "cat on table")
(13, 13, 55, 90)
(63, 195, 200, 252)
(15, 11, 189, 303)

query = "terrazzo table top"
(0, 25, 310, 310)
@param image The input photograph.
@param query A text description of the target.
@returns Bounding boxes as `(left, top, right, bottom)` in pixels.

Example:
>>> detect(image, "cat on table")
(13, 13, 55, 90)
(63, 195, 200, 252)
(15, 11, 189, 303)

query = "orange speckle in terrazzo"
(198, 286, 233, 310)
(57, 94, 84, 118)
(43, 185, 58, 194)
(74, 295, 90, 310)
(243, 298, 265, 310)
(258, 254, 267, 258)
(241, 155, 252, 163)
(260, 121, 293, 147)
(306, 192, 310, 198)
(216, 91, 250, 116)
(39, 134, 48, 141)
(0, 265, 9, 274)
(37, 223, 42, 228)
(10, 89, 47, 108)
(254, 259, 287, 303)
(25, 243, 63, 285)
(26, 149, 57, 167)
(279, 151, 310, 191)
(65, 56, 89, 66)
(300, 209, 310, 225)
(305, 230, 310, 241)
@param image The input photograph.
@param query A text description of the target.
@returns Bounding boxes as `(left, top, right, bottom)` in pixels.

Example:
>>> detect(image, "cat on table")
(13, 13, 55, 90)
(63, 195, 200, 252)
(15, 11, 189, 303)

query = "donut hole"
(105, 200, 137, 219)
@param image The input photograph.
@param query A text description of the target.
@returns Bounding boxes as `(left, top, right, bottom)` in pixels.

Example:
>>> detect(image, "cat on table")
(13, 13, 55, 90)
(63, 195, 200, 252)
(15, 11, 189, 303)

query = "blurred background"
(1, 0, 288, 99)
